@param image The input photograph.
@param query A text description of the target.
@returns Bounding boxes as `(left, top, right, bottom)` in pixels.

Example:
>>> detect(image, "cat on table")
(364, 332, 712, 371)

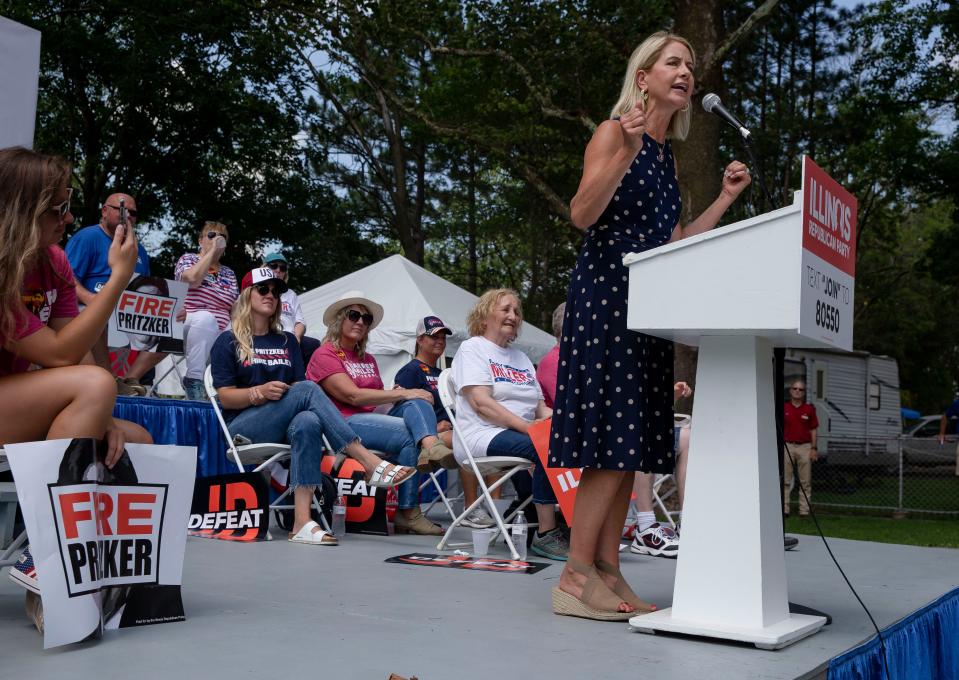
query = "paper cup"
(471, 528, 496, 557)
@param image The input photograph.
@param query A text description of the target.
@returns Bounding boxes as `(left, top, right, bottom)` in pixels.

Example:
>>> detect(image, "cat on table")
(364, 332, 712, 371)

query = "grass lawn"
(784, 514, 959, 549)
(808, 471, 959, 513)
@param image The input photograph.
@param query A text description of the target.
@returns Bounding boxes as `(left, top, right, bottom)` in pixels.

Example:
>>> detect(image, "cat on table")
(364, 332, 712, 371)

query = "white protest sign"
(108, 276, 188, 352)
(5, 439, 195, 648)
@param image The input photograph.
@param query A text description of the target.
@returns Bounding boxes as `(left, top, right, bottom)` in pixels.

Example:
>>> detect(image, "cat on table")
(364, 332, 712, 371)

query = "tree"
(6, 0, 380, 285)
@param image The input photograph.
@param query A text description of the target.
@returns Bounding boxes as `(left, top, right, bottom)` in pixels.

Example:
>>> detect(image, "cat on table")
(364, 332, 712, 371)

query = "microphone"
(702, 93, 751, 140)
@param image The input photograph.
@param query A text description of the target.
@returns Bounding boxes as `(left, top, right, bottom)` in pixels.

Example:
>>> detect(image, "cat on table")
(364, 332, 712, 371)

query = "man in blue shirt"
(65, 193, 160, 394)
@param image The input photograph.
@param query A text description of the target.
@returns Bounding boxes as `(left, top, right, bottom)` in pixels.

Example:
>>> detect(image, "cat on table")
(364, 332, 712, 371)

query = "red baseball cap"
(241, 267, 289, 294)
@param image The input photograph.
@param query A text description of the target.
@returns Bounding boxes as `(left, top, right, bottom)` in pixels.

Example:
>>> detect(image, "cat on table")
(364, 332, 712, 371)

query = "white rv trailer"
(783, 348, 901, 466)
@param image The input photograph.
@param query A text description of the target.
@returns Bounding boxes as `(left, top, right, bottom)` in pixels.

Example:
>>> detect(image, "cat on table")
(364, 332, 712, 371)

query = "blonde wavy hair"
(0, 147, 72, 343)
(610, 31, 696, 141)
(467, 288, 523, 339)
(322, 305, 371, 359)
(230, 286, 284, 365)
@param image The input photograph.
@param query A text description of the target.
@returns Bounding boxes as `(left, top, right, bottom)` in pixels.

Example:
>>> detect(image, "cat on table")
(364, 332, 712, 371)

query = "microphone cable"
(782, 436, 891, 680)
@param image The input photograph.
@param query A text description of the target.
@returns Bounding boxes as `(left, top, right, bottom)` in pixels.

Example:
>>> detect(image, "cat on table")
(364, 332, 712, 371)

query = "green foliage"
(719, 0, 958, 409)
(7, 0, 958, 407)
(5, 0, 381, 287)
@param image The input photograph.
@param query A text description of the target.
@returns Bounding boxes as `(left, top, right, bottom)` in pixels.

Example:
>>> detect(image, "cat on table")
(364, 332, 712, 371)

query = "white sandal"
(288, 520, 338, 546)
(366, 460, 415, 488)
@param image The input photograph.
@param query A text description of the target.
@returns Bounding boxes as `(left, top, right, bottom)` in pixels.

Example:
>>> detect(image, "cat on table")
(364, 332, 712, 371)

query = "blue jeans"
(386, 398, 441, 444)
(486, 429, 557, 506)
(227, 381, 358, 489)
(350, 399, 439, 509)
(183, 377, 207, 401)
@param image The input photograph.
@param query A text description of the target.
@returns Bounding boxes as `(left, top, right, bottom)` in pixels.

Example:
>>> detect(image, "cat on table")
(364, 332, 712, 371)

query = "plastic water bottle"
(332, 495, 347, 537)
(385, 488, 398, 535)
(511, 513, 528, 561)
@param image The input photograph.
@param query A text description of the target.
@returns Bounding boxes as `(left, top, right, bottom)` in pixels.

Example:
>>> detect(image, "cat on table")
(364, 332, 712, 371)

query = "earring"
(641, 89, 649, 107)
(681, 101, 689, 112)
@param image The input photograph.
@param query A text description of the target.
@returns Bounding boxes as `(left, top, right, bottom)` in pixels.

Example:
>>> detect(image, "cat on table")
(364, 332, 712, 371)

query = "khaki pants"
(783, 442, 812, 515)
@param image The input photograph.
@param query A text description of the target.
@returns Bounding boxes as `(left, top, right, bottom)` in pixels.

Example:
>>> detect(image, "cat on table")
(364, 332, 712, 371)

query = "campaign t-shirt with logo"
(393, 358, 450, 423)
(451, 335, 543, 464)
(65, 224, 150, 293)
(0, 246, 79, 376)
(210, 330, 304, 422)
(305, 342, 383, 417)
(279, 289, 305, 334)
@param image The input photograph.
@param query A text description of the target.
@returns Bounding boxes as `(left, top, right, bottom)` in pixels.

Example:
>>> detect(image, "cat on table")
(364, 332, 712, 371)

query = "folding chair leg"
(427, 472, 460, 522)
(311, 493, 331, 533)
(0, 528, 28, 568)
(437, 466, 525, 560)
(652, 475, 677, 529)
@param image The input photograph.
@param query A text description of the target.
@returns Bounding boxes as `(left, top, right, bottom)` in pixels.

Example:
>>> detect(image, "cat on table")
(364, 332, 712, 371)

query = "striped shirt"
(174, 253, 238, 330)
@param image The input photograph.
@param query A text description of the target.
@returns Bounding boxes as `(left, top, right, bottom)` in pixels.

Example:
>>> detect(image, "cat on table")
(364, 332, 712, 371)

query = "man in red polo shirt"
(783, 380, 819, 517)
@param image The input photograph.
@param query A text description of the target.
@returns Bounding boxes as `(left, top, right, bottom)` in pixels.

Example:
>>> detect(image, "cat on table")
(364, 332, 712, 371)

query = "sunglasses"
(790, 387, 805, 392)
(267, 262, 288, 273)
(253, 283, 279, 297)
(106, 203, 138, 218)
(206, 231, 227, 240)
(345, 309, 374, 325)
(49, 188, 73, 219)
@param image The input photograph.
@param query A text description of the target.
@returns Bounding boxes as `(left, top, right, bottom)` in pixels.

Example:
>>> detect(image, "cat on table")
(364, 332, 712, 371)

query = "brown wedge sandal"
(552, 558, 636, 621)
(595, 559, 657, 613)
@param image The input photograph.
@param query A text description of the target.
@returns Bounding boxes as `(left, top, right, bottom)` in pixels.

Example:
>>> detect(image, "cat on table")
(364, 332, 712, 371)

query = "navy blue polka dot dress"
(549, 132, 680, 473)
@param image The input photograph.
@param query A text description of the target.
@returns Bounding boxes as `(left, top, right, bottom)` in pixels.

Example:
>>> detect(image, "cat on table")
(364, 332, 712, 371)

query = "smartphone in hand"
(119, 197, 130, 230)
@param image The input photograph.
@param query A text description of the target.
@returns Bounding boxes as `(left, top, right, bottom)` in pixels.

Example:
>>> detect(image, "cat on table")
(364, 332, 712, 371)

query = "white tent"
(298, 254, 557, 384)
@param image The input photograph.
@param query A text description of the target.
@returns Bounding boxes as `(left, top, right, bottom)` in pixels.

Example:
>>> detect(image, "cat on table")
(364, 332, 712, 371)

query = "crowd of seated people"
(209, 269, 416, 546)
(7, 145, 699, 638)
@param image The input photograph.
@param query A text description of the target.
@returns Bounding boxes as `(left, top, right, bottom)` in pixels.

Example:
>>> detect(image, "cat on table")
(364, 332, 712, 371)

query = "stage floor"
(0, 519, 956, 680)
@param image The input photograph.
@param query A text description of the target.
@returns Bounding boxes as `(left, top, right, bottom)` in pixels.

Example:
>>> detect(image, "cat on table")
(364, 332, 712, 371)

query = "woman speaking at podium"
(549, 31, 751, 621)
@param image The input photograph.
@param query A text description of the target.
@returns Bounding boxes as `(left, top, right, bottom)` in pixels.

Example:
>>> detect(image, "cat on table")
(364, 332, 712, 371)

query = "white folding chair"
(203, 366, 328, 532)
(435, 371, 535, 560)
(147, 354, 186, 397)
(418, 467, 462, 523)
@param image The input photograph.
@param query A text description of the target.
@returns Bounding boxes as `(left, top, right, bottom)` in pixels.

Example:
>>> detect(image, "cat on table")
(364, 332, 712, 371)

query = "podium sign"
(798, 157, 857, 350)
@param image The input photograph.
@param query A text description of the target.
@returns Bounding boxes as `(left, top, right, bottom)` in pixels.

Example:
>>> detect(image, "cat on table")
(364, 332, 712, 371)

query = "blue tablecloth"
(113, 396, 231, 477)
(113, 396, 446, 500)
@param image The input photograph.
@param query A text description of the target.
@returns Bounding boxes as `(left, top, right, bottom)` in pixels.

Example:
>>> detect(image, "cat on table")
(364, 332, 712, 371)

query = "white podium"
(622, 179, 855, 649)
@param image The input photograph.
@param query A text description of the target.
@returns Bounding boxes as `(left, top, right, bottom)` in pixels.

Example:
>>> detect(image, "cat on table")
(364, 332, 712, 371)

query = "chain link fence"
(784, 435, 959, 518)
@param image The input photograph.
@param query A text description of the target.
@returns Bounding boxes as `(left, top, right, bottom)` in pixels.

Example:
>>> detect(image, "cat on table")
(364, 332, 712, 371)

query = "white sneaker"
(629, 522, 679, 558)
(461, 507, 495, 529)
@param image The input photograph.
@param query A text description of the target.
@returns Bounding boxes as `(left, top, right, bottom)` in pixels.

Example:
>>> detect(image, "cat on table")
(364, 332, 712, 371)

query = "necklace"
(646, 128, 666, 162)
(653, 138, 665, 162)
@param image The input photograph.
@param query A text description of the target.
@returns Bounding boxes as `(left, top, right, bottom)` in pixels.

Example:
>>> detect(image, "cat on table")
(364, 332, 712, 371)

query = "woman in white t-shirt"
(452, 289, 568, 561)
